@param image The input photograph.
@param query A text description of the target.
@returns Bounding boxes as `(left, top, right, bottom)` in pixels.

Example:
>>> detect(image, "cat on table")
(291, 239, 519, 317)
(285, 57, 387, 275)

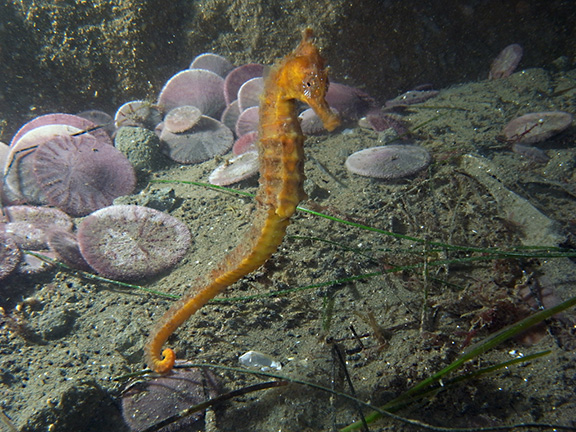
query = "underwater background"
(1, 1, 576, 431)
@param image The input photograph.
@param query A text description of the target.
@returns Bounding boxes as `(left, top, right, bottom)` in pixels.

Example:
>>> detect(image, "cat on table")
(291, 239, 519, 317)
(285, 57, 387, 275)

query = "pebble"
(38, 309, 77, 340)
(114, 126, 163, 172)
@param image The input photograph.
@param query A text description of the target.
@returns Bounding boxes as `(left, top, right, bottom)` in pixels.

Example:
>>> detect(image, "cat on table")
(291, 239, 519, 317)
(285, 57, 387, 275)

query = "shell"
(223, 63, 264, 105)
(237, 77, 264, 112)
(77, 205, 191, 281)
(190, 53, 234, 77)
(235, 106, 259, 137)
(160, 116, 233, 164)
(33, 133, 136, 216)
(502, 111, 573, 144)
(345, 145, 431, 179)
(209, 151, 259, 186)
(489, 44, 523, 80)
(158, 69, 225, 118)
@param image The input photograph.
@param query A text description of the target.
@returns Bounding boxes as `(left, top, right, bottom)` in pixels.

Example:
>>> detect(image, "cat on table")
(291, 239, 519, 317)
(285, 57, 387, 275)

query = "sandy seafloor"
(1, 66, 576, 432)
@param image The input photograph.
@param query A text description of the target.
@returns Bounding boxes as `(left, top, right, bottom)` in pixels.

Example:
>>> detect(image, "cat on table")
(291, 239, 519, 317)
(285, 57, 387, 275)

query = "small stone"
(0, 232, 21, 282)
(113, 324, 142, 363)
(114, 126, 164, 172)
(38, 308, 77, 340)
(113, 187, 178, 212)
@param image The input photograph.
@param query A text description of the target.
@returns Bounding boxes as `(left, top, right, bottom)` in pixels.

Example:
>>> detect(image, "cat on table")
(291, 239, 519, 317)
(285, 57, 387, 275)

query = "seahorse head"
(278, 29, 340, 132)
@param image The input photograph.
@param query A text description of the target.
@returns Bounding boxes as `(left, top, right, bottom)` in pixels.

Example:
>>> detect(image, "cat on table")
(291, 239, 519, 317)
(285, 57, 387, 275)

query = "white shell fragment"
(209, 151, 259, 186)
(238, 350, 282, 371)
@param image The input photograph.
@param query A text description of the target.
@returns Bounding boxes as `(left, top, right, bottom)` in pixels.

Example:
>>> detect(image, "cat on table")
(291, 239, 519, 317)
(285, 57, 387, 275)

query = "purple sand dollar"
(4, 124, 82, 205)
(235, 106, 259, 137)
(232, 131, 258, 155)
(237, 77, 264, 112)
(502, 111, 573, 144)
(223, 63, 264, 105)
(489, 43, 523, 80)
(364, 112, 408, 135)
(345, 145, 431, 179)
(77, 205, 191, 281)
(10, 113, 112, 148)
(300, 108, 329, 135)
(220, 100, 241, 133)
(3, 205, 73, 250)
(164, 105, 202, 134)
(325, 82, 374, 120)
(77, 109, 115, 137)
(190, 52, 234, 78)
(114, 100, 162, 129)
(33, 133, 136, 216)
(0, 141, 9, 170)
(385, 90, 439, 109)
(121, 366, 219, 432)
(18, 251, 56, 275)
(160, 115, 233, 164)
(158, 69, 225, 118)
(47, 228, 91, 271)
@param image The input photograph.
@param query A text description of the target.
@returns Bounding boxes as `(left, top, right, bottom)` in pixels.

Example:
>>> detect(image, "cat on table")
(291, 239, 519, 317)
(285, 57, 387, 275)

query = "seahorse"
(145, 28, 340, 373)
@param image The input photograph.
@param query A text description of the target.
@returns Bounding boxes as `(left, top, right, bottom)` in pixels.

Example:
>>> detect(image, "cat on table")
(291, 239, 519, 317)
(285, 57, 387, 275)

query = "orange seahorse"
(145, 28, 340, 373)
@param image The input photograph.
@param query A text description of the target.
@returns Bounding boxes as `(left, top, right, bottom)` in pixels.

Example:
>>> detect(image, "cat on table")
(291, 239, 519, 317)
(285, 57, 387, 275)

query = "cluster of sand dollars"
(0, 110, 186, 282)
(0, 49, 451, 283)
(0, 202, 190, 282)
